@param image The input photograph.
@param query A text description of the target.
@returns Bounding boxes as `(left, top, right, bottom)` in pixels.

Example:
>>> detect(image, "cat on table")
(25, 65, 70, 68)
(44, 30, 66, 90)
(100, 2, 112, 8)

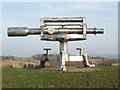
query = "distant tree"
(89, 56, 105, 59)
(2, 55, 16, 60)
(31, 54, 42, 60)
(31, 53, 59, 60)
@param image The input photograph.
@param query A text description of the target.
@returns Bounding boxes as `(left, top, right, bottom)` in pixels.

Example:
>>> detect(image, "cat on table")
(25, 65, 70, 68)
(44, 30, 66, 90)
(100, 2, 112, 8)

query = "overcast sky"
(1, 2, 118, 58)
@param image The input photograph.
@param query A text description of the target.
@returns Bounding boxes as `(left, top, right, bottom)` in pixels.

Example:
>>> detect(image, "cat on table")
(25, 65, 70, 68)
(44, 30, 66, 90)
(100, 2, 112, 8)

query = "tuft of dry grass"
(2, 59, 39, 68)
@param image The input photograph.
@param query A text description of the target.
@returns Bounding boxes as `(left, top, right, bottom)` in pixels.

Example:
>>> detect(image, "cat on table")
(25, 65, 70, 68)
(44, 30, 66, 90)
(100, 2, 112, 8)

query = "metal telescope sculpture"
(8, 17, 104, 71)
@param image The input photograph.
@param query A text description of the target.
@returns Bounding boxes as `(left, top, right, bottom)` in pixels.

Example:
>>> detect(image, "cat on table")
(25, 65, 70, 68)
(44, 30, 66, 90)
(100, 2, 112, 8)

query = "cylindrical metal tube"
(43, 17, 83, 22)
(7, 27, 40, 36)
(7, 27, 104, 36)
(8, 27, 28, 36)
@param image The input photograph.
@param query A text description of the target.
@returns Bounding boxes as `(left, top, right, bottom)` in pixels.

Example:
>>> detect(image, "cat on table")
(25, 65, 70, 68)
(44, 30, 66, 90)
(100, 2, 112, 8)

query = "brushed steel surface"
(8, 27, 103, 36)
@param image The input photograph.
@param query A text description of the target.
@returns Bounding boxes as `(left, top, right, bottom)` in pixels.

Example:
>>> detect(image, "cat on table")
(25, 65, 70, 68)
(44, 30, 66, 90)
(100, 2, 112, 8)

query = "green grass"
(2, 67, 118, 88)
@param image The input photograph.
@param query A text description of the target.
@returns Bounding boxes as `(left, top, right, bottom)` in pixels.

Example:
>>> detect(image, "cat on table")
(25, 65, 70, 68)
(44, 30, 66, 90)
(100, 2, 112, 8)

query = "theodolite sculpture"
(8, 17, 104, 71)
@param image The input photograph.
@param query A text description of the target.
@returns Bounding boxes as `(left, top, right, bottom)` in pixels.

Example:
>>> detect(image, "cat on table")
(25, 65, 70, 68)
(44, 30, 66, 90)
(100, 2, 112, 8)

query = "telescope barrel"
(87, 28, 104, 34)
(7, 27, 103, 36)
(8, 27, 40, 36)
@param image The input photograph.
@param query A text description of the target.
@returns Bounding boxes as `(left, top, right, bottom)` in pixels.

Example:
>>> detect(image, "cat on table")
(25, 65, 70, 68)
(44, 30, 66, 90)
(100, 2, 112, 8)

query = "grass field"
(2, 67, 118, 88)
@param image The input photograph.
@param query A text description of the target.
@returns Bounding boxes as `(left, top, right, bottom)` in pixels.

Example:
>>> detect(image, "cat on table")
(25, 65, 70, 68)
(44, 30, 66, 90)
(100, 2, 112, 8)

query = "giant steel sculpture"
(8, 17, 104, 71)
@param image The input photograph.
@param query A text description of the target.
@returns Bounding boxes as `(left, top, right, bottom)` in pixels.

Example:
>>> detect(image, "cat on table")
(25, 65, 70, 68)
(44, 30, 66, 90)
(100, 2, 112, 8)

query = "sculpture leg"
(83, 54, 95, 67)
(60, 52, 66, 71)
(59, 41, 68, 71)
